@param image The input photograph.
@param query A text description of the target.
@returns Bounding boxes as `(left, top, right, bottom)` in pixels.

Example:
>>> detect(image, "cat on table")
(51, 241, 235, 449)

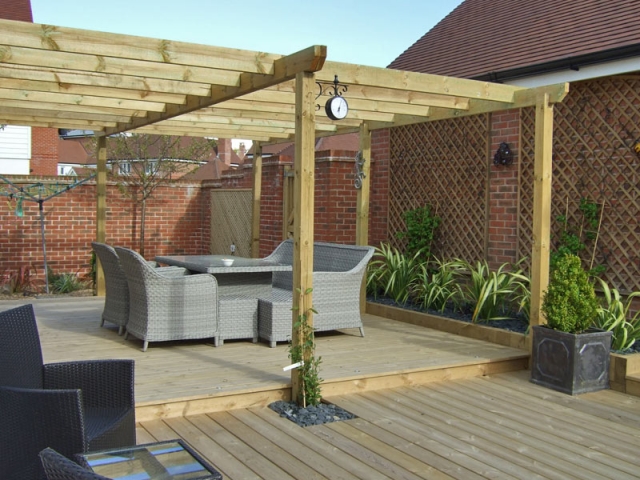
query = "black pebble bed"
(269, 400, 357, 427)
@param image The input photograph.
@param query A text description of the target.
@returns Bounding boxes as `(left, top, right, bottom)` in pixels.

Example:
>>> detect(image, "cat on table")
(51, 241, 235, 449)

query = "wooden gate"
(210, 189, 252, 257)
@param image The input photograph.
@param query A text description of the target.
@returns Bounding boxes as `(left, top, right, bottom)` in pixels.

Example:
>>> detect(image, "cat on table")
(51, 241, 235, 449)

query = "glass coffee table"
(78, 439, 222, 479)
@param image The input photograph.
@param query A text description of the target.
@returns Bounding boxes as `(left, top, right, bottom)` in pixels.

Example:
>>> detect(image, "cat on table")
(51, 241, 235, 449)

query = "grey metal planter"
(530, 325, 612, 395)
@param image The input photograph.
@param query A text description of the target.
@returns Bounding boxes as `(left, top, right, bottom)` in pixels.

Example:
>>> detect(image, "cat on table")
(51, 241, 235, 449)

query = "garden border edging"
(366, 301, 528, 350)
(367, 301, 640, 397)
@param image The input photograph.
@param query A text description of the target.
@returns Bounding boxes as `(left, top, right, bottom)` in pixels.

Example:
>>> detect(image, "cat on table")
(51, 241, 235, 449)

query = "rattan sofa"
(258, 240, 375, 347)
(0, 304, 135, 480)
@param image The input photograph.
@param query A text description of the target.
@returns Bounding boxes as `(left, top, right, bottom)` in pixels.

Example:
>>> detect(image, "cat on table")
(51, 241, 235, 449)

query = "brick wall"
(0, 177, 209, 290)
(30, 127, 59, 176)
(314, 150, 358, 244)
(1, 0, 32, 21)
(487, 109, 520, 267)
(1, 149, 364, 291)
(255, 155, 290, 256)
(370, 129, 390, 247)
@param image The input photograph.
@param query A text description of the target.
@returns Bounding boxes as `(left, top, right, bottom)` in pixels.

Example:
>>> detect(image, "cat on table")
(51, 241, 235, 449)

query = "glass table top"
(80, 440, 222, 480)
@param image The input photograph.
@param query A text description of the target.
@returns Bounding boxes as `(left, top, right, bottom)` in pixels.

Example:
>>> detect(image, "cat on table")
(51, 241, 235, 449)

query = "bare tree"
(106, 134, 216, 256)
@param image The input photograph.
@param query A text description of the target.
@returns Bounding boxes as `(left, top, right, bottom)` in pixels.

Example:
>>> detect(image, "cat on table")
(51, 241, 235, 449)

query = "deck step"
(135, 354, 529, 422)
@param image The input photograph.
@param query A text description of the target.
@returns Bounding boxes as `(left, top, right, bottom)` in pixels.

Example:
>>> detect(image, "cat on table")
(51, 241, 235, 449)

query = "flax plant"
(412, 258, 463, 312)
(594, 278, 640, 352)
(457, 259, 529, 323)
(366, 243, 422, 305)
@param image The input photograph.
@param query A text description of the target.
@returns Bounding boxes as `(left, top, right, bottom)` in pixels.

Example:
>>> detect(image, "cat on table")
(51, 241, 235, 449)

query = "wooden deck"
(4, 297, 640, 478)
(136, 371, 640, 480)
(1, 296, 527, 420)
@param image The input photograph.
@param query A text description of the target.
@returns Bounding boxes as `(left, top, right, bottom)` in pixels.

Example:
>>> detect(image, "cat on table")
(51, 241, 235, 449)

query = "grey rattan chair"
(115, 247, 221, 351)
(92, 242, 187, 335)
(258, 240, 375, 347)
(0, 304, 135, 480)
(39, 448, 111, 480)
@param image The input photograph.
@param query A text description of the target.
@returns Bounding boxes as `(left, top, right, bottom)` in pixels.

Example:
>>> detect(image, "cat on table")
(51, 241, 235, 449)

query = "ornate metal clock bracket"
(354, 151, 366, 189)
(315, 75, 348, 110)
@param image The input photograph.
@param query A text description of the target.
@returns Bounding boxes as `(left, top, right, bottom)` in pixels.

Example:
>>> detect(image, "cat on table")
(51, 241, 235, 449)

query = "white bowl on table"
(221, 258, 234, 267)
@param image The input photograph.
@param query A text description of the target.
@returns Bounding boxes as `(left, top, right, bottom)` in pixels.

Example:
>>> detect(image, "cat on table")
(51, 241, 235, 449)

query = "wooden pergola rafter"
(0, 18, 568, 400)
(0, 19, 567, 141)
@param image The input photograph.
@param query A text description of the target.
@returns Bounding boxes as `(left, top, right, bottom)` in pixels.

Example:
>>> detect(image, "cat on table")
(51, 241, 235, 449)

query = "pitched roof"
(388, 0, 640, 80)
(250, 133, 359, 158)
(58, 137, 94, 165)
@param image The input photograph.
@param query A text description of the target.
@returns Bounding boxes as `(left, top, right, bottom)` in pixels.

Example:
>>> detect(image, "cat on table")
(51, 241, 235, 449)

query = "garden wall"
(371, 73, 640, 294)
(0, 176, 210, 290)
(0, 149, 364, 291)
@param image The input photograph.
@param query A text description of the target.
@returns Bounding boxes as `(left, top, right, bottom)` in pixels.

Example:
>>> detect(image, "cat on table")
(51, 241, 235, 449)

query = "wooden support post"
(95, 135, 107, 296)
(530, 93, 554, 327)
(291, 71, 316, 402)
(251, 141, 262, 258)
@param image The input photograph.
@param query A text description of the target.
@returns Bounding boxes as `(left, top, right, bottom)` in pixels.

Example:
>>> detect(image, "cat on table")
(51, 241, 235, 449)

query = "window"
(119, 162, 131, 174)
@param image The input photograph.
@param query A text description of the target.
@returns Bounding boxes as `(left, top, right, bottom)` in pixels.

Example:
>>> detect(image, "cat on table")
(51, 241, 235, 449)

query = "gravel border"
(269, 401, 356, 427)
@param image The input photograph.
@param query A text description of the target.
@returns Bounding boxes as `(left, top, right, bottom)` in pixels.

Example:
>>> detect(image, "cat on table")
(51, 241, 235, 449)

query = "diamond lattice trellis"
(519, 76, 640, 293)
(389, 115, 489, 262)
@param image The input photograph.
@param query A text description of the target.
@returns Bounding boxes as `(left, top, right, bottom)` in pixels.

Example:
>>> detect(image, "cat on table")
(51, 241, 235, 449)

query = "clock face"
(325, 96, 348, 120)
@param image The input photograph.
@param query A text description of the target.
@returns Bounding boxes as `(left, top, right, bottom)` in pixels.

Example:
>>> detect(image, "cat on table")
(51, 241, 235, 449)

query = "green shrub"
(593, 278, 640, 351)
(412, 258, 462, 312)
(366, 243, 422, 304)
(48, 270, 87, 294)
(456, 259, 528, 323)
(396, 205, 440, 259)
(542, 254, 598, 333)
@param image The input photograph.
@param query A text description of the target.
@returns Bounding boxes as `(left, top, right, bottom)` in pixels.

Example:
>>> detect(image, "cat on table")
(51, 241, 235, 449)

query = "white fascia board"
(506, 57, 640, 88)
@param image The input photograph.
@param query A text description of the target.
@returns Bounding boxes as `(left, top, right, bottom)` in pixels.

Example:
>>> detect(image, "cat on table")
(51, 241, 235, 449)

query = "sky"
(29, 0, 464, 68)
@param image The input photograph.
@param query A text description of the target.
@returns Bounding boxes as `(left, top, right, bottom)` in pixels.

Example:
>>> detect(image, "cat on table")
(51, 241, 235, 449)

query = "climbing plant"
(288, 288, 322, 407)
(396, 204, 441, 259)
(551, 197, 605, 276)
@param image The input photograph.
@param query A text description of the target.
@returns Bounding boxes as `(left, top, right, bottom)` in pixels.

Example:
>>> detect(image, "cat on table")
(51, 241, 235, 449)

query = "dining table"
(155, 254, 291, 297)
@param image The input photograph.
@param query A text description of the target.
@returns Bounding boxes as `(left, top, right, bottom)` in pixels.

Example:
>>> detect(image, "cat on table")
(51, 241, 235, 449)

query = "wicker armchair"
(258, 240, 375, 347)
(115, 247, 221, 351)
(92, 242, 187, 335)
(0, 304, 135, 480)
(39, 448, 111, 480)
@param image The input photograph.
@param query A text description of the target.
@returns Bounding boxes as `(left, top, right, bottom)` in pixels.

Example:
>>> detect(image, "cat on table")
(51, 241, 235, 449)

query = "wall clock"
(325, 95, 349, 120)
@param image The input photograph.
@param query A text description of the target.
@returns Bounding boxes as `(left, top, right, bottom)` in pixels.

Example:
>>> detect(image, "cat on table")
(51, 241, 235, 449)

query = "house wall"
(31, 127, 59, 176)
(0, 126, 31, 174)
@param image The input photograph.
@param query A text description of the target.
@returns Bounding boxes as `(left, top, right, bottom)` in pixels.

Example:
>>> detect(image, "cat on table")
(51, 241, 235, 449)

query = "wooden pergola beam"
(103, 45, 327, 136)
(319, 61, 521, 102)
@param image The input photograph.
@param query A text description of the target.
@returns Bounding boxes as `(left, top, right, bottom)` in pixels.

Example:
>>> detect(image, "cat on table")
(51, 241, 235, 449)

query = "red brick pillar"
(369, 129, 390, 246)
(487, 109, 520, 268)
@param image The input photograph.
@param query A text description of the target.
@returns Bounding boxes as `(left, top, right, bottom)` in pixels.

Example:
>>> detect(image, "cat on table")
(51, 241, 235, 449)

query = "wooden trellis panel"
(519, 76, 640, 293)
(210, 189, 252, 257)
(389, 116, 489, 261)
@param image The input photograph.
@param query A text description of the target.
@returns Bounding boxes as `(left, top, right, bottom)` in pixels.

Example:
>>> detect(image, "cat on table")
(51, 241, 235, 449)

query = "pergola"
(0, 18, 567, 399)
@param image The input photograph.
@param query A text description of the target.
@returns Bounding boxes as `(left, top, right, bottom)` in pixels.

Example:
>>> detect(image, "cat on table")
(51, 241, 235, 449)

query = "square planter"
(530, 325, 612, 395)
